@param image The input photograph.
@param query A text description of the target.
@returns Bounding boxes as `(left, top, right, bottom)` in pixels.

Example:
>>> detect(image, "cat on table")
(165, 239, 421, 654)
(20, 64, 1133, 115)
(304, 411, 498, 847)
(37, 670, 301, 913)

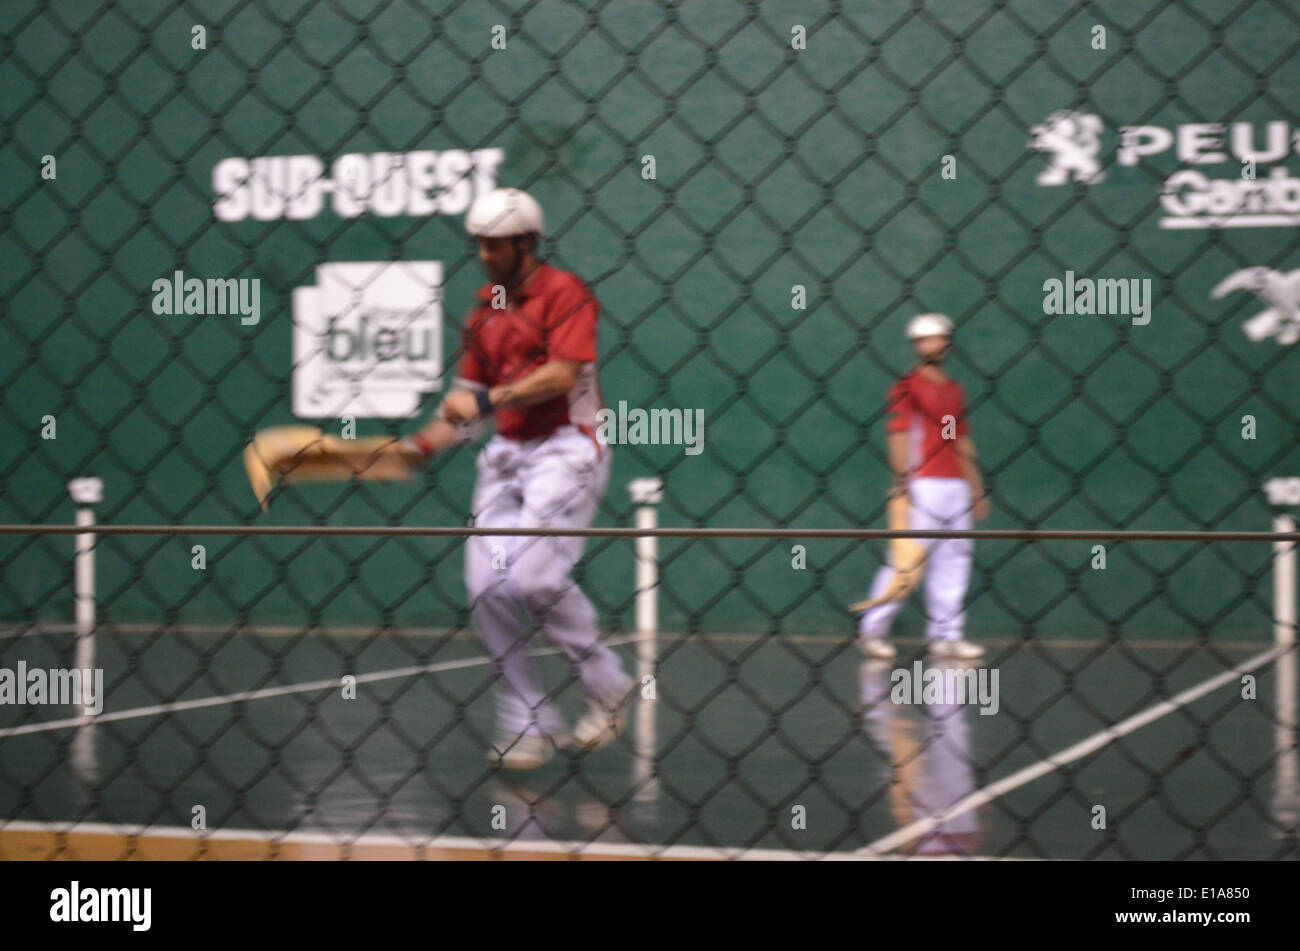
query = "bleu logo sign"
(293, 262, 444, 418)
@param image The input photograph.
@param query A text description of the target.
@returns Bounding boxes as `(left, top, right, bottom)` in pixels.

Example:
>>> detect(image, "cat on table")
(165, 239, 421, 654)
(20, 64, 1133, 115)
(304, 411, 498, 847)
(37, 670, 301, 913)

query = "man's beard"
(922, 346, 949, 365)
(486, 258, 523, 288)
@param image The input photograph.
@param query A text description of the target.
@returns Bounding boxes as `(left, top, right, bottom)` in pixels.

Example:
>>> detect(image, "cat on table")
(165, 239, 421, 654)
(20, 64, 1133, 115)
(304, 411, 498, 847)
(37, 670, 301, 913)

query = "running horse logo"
(1211, 268, 1300, 345)
(1030, 111, 1105, 186)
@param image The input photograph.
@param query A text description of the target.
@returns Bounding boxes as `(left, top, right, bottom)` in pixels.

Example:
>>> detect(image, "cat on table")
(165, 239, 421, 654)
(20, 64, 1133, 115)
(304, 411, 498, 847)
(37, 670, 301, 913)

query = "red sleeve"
(456, 312, 488, 385)
(885, 378, 912, 433)
(544, 277, 599, 362)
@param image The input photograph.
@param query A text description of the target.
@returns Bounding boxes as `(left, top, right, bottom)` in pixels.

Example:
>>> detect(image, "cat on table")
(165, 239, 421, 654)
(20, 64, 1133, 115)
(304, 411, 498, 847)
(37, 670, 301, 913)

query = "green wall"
(2, 0, 1297, 639)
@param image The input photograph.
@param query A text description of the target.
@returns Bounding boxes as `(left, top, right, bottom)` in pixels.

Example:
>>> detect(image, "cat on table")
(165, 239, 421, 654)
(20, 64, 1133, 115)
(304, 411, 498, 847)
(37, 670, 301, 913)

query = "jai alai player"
(856, 314, 990, 662)
(403, 187, 633, 770)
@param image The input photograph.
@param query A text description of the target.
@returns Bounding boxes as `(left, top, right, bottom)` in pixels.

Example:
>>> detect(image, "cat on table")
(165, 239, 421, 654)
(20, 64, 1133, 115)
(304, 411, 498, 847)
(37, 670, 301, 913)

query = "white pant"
(858, 478, 973, 641)
(464, 426, 629, 738)
(860, 662, 978, 849)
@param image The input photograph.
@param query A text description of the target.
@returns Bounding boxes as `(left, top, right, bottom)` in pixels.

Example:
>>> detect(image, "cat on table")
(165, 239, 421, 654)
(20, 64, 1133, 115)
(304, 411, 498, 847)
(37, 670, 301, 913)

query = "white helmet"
(906, 313, 954, 339)
(465, 187, 545, 238)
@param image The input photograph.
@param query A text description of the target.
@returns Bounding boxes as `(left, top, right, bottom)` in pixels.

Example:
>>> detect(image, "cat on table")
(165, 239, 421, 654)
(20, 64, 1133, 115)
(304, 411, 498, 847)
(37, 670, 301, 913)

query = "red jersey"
(886, 368, 970, 479)
(457, 263, 604, 441)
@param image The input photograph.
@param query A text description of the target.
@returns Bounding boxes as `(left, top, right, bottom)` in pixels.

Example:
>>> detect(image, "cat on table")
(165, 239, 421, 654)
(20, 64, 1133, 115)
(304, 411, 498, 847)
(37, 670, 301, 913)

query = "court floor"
(1, 626, 1296, 860)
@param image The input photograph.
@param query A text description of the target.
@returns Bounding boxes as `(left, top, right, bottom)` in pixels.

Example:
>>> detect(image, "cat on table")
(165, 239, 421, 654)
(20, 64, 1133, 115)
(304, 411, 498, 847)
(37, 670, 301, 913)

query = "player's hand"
(441, 390, 482, 423)
(973, 495, 991, 521)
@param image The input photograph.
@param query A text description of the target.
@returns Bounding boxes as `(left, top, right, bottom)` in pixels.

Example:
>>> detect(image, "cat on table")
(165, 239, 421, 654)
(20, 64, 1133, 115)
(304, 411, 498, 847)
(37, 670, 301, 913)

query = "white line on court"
(0, 634, 643, 739)
(859, 646, 1283, 856)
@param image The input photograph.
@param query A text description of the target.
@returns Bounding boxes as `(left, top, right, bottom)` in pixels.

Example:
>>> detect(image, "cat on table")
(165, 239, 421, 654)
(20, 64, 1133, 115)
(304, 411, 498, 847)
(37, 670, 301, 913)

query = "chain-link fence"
(1, 0, 1298, 859)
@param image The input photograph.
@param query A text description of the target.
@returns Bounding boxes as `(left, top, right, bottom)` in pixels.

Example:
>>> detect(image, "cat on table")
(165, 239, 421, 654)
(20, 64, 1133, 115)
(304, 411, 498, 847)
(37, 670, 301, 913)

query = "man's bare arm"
(887, 431, 910, 494)
(956, 435, 990, 519)
(955, 435, 983, 495)
(441, 359, 584, 423)
(406, 415, 469, 459)
(488, 359, 582, 411)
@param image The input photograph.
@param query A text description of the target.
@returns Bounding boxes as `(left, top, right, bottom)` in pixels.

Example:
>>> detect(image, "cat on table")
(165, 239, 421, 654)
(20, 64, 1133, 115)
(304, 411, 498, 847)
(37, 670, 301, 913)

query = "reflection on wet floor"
(861, 659, 981, 856)
(0, 630, 1294, 858)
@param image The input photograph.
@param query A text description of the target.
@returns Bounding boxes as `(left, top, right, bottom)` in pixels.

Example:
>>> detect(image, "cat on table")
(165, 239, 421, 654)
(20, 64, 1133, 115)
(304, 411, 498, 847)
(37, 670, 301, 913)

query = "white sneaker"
(858, 636, 897, 660)
(572, 689, 633, 752)
(928, 639, 985, 661)
(487, 733, 562, 771)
